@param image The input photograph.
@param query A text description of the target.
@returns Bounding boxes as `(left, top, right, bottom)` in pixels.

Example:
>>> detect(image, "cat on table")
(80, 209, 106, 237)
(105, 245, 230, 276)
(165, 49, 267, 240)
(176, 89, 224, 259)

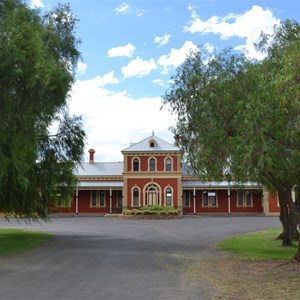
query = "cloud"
(69, 78, 176, 162)
(154, 34, 171, 47)
(30, 0, 44, 8)
(114, 2, 130, 14)
(157, 41, 199, 74)
(107, 43, 135, 58)
(122, 57, 157, 78)
(184, 5, 280, 59)
(77, 62, 88, 75)
(152, 79, 165, 86)
(80, 72, 119, 88)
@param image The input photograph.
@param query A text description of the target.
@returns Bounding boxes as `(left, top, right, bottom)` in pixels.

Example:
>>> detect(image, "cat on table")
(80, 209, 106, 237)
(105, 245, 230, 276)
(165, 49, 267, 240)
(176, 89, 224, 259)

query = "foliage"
(217, 228, 297, 260)
(164, 19, 300, 249)
(0, 0, 86, 219)
(122, 206, 181, 216)
(0, 229, 52, 256)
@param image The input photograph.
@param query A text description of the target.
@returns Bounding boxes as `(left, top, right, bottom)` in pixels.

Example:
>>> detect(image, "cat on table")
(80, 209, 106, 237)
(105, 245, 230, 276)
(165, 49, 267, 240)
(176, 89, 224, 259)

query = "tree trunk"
(278, 187, 299, 247)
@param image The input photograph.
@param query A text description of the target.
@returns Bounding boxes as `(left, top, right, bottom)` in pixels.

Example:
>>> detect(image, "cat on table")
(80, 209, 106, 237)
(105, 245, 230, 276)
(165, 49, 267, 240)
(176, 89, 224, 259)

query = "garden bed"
(120, 205, 182, 220)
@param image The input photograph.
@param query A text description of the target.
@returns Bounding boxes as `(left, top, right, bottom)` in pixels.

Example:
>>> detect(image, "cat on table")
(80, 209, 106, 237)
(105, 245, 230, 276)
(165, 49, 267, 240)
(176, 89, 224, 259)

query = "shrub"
(158, 210, 167, 215)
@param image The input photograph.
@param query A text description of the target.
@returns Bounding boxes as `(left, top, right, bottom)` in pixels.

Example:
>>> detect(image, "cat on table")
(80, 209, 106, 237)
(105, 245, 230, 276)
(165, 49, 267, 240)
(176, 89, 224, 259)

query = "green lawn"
(217, 228, 298, 260)
(0, 229, 52, 256)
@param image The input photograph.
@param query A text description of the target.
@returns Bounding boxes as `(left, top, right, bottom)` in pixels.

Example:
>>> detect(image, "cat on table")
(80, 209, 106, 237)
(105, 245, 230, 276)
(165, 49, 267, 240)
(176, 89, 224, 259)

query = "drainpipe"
(75, 188, 78, 215)
(227, 188, 231, 214)
(110, 187, 112, 214)
(193, 187, 196, 214)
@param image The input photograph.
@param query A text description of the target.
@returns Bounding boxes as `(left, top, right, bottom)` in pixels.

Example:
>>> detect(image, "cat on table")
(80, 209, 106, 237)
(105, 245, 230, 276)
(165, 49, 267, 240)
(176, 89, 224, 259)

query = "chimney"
(88, 149, 95, 164)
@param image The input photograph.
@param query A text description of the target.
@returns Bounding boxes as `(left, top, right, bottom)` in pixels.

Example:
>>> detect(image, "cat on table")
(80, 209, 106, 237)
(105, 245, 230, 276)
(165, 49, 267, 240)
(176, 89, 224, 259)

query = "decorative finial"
(152, 130, 154, 136)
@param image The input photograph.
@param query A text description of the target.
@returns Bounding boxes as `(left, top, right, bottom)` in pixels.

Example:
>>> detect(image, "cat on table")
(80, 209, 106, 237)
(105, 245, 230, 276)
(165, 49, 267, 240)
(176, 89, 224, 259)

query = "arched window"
(165, 157, 172, 171)
(145, 184, 160, 206)
(149, 157, 156, 171)
(165, 187, 173, 206)
(132, 187, 140, 207)
(133, 158, 140, 171)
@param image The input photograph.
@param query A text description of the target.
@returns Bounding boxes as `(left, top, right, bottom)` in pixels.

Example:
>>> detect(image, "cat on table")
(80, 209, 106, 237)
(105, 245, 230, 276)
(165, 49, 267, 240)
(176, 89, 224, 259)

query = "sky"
(29, 0, 299, 162)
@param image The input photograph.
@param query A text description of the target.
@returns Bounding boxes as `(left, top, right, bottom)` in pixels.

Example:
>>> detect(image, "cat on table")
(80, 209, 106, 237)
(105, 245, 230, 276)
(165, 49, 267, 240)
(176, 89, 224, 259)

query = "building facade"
(54, 134, 280, 215)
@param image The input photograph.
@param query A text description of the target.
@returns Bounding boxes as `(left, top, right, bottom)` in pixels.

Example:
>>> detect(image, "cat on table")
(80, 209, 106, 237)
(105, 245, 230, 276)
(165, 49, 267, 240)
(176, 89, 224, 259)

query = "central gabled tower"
(121, 134, 182, 209)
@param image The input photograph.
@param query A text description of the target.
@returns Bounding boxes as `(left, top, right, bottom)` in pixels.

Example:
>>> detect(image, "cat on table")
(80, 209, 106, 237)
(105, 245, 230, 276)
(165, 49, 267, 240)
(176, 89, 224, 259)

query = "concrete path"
(0, 216, 279, 300)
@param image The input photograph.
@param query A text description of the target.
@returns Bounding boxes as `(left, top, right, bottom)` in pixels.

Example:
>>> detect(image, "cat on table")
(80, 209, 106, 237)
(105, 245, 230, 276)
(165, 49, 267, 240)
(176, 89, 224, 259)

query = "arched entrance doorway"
(145, 183, 160, 206)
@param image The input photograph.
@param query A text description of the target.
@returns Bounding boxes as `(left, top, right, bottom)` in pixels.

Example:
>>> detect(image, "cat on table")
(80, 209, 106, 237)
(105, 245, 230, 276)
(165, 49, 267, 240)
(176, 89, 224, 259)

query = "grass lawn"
(0, 229, 52, 256)
(217, 227, 298, 260)
(181, 227, 300, 300)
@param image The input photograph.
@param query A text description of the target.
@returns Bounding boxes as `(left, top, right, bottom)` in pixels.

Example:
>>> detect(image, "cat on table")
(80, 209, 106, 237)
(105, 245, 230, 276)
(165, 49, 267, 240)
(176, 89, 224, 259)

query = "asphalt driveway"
(0, 216, 279, 300)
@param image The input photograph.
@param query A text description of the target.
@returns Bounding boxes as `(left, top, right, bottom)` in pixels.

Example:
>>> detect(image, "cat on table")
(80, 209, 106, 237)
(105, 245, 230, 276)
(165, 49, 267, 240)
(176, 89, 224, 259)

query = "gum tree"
(164, 20, 300, 258)
(0, 0, 86, 219)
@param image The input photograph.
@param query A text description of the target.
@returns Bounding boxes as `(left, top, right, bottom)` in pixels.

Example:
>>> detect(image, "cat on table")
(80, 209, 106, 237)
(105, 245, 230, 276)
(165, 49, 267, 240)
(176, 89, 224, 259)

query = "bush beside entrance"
(122, 205, 182, 218)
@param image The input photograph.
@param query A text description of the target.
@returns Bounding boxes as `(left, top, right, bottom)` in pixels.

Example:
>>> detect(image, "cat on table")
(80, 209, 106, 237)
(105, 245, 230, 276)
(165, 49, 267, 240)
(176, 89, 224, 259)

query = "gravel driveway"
(0, 216, 279, 300)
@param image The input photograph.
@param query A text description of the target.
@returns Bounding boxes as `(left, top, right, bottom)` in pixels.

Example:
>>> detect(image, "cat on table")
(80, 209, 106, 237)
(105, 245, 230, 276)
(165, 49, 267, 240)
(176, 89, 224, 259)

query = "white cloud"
(77, 62, 87, 75)
(157, 41, 199, 74)
(136, 9, 145, 17)
(69, 78, 176, 162)
(184, 5, 280, 59)
(107, 43, 135, 58)
(122, 57, 157, 78)
(114, 2, 130, 14)
(154, 34, 171, 47)
(203, 42, 216, 53)
(81, 72, 119, 88)
(30, 0, 44, 8)
(152, 79, 165, 86)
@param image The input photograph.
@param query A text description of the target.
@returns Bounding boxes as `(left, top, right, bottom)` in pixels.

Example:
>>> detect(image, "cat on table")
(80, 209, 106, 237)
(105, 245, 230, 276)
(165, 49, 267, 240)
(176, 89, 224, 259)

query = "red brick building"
(55, 134, 280, 215)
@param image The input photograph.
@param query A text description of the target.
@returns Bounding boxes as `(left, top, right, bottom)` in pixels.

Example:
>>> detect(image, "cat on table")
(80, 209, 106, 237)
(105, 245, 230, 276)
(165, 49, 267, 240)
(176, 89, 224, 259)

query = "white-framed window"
(183, 190, 190, 207)
(149, 157, 156, 171)
(237, 190, 253, 207)
(165, 187, 173, 206)
(165, 157, 172, 171)
(202, 191, 218, 208)
(100, 191, 106, 207)
(91, 190, 97, 207)
(90, 190, 106, 207)
(132, 187, 140, 207)
(132, 157, 140, 171)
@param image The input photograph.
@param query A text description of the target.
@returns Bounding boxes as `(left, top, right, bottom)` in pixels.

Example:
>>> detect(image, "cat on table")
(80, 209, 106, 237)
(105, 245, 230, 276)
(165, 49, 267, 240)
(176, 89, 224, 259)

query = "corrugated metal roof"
(122, 135, 179, 153)
(76, 162, 123, 176)
(77, 181, 123, 188)
(182, 180, 260, 189)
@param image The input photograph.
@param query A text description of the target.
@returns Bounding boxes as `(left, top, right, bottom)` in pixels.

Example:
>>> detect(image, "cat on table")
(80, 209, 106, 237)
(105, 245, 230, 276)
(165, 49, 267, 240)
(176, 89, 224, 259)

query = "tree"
(0, 0, 86, 219)
(163, 20, 300, 259)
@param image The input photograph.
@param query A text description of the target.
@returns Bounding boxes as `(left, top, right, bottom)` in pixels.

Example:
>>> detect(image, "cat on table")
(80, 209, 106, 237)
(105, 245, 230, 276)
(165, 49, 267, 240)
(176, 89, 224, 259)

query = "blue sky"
(30, 0, 300, 162)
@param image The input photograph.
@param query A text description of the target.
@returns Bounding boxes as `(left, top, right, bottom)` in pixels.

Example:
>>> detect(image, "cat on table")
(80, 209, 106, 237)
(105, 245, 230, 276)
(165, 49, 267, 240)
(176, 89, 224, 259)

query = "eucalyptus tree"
(0, 0, 86, 219)
(164, 20, 300, 257)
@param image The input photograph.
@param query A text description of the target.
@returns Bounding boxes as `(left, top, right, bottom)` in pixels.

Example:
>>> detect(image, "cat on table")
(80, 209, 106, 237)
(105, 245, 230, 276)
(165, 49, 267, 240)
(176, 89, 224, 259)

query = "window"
(133, 158, 139, 171)
(237, 190, 252, 207)
(165, 157, 172, 171)
(91, 190, 97, 207)
(149, 158, 156, 171)
(148, 138, 157, 148)
(183, 190, 190, 207)
(100, 191, 106, 207)
(117, 191, 123, 207)
(56, 197, 71, 208)
(133, 188, 140, 207)
(202, 191, 218, 208)
(145, 184, 160, 206)
(165, 187, 172, 206)
(90, 190, 106, 207)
